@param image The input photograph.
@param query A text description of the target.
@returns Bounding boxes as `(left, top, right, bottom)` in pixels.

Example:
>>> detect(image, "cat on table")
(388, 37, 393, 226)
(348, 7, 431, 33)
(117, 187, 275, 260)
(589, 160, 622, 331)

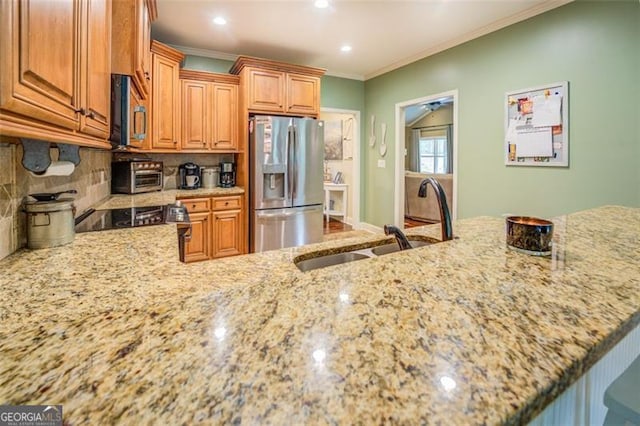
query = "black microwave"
(109, 74, 147, 148)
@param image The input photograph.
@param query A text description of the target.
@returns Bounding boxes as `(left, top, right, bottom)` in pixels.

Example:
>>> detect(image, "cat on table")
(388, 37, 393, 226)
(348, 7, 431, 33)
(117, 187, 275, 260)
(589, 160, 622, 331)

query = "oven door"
(132, 170, 163, 193)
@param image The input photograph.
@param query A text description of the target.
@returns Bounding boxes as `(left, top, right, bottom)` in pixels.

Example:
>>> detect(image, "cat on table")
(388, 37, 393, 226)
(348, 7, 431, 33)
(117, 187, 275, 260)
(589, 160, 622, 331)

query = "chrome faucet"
(384, 225, 412, 250)
(418, 177, 453, 241)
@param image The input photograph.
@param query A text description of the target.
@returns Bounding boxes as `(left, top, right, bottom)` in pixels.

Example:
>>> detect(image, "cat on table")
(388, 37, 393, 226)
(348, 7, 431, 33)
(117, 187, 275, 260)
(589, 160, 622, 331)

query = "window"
(419, 134, 448, 174)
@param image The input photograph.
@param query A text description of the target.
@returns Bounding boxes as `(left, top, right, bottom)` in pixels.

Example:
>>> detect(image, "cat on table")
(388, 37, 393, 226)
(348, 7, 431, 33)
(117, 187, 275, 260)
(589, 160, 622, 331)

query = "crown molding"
(364, 0, 574, 80)
(151, 40, 185, 62)
(323, 70, 364, 81)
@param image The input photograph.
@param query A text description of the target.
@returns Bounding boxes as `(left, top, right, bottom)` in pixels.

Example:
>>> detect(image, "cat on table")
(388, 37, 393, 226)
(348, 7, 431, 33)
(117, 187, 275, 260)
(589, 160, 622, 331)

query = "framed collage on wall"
(504, 81, 569, 167)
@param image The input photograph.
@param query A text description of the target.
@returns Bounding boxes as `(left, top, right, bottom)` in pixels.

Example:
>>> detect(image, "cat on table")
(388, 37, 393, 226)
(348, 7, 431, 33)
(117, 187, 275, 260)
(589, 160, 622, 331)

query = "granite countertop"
(0, 206, 638, 424)
(94, 187, 245, 209)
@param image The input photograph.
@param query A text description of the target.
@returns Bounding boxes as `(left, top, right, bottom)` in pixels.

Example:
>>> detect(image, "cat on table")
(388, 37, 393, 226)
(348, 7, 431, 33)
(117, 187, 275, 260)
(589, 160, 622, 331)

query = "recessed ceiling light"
(340, 45, 352, 53)
(213, 16, 227, 25)
(314, 0, 329, 9)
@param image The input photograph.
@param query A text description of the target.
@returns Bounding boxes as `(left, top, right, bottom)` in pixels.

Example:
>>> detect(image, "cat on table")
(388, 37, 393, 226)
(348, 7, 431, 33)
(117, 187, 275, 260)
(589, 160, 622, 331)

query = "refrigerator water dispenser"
(262, 164, 286, 200)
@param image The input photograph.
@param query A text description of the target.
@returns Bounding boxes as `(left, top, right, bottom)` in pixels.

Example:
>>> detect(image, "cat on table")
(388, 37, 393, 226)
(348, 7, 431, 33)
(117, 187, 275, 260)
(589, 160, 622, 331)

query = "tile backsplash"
(145, 153, 234, 189)
(0, 146, 237, 260)
(0, 143, 111, 260)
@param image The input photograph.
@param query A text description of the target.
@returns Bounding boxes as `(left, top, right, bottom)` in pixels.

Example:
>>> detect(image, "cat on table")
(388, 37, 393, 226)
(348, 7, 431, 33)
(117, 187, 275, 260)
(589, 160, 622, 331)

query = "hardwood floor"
(323, 217, 352, 234)
(404, 216, 438, 229)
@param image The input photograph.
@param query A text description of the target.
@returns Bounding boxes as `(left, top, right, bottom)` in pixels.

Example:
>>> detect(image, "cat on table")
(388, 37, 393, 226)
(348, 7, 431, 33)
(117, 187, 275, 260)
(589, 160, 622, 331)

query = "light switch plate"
(377, 159, 385, 168)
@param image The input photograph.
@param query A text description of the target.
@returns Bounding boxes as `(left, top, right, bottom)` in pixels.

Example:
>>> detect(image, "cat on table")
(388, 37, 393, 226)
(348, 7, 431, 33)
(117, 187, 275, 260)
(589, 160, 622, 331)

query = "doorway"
(319, 108, 361, 234)
(394, 90, 458, 228)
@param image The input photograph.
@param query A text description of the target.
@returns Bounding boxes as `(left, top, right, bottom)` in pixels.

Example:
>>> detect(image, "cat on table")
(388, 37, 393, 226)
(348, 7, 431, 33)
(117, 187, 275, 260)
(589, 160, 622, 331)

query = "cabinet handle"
(225, 202, 229, 206)
(133, 105, 147, 140)
(86, 109, 96, 119)
(75, 107, 86, 115)
(173, 141, 178, 144)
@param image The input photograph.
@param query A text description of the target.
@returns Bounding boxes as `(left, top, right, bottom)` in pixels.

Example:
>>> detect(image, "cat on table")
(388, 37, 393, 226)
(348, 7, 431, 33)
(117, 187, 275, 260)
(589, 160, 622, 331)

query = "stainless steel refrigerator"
(250, 116, 324, 252)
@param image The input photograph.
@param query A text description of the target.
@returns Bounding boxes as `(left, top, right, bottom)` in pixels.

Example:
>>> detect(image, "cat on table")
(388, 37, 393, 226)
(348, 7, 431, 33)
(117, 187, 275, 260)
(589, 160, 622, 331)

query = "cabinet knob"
(75, 107, 86, 115)
(225, 202, 229, 205)
(173, 141, 178, 144)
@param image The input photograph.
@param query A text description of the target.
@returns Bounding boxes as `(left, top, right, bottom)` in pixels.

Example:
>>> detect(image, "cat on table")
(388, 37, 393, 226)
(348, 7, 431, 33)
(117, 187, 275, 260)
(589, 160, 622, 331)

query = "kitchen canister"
(23, 199, 76, 249)
(202, 166, 220, 189)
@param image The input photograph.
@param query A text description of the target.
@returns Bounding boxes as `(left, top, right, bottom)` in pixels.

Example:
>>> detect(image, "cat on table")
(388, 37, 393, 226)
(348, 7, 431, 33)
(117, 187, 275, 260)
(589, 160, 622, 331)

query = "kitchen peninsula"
(0, 206, 638, 424)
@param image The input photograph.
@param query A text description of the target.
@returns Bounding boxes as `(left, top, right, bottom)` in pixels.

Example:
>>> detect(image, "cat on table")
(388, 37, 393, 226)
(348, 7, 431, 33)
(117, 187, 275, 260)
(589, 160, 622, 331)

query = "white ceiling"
(153, 0, 572, 80)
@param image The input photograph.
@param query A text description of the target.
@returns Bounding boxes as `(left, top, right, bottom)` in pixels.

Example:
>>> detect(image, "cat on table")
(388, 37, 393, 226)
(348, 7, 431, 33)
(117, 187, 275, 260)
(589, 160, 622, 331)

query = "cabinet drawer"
(180, 198, 210, 213)
(211, 196, 241, 211)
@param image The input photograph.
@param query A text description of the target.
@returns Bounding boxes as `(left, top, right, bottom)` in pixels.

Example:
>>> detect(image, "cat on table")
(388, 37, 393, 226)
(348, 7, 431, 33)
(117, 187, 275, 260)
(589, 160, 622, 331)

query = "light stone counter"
(0, 206, 638, 425)
(94, 187, 245, 210)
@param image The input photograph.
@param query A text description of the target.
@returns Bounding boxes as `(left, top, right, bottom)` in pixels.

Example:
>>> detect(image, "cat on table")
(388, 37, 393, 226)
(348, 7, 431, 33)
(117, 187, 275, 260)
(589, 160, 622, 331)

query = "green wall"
(364, 0, 640, 226)
(182, 56, 233, 73)
(320, 75, 365, 112)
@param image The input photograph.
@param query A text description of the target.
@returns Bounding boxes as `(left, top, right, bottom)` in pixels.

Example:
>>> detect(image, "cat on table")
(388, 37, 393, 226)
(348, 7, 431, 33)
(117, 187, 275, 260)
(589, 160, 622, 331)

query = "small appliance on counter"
(219, 162, 236, 188)
(112, 158, 163, 194)
(201, 166, 220, 189)
(179, 162, 201, 189)
(23, 190, 77, 249)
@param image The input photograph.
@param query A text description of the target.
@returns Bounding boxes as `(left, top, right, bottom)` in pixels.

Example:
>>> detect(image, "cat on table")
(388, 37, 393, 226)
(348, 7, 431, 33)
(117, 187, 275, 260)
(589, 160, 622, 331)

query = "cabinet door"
(184, 211, 210, 263)
(212, 209, 242, 258)
(137, 0, 151, 97)
(0, 0, 80, 130)
(286, 73, 319, 116)
(79, 0, 111, 138)
(247, 68, 285, 113)
(151, 53, 180, 149)
(211, 83, 238, 151)
(111, 0, 150, 99)
(181, 79, 208, 150)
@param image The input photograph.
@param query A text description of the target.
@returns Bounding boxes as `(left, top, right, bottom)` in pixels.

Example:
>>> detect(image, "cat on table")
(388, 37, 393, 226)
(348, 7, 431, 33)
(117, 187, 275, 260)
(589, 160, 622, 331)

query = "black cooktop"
(75, 204, 188, 233)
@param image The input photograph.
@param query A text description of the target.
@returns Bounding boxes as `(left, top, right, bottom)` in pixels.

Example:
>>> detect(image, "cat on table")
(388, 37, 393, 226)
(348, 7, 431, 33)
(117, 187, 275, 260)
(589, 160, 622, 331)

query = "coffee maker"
(179, 162, 201, 189)
(219, 162, 236, 188)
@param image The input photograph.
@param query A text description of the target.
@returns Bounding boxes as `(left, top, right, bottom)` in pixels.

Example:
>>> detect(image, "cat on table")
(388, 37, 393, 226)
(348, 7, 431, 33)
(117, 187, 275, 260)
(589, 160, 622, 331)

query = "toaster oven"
(111, 160, 163, 194)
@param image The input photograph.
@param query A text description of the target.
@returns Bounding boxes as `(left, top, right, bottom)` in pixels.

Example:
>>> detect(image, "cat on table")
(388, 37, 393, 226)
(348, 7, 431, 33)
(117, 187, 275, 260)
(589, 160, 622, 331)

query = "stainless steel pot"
(23, 199, 76, 249)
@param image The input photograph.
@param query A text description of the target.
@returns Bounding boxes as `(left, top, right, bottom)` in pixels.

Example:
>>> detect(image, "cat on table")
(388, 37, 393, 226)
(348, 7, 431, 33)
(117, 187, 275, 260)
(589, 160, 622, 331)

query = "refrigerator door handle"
(287, 124, 295, 202)
(291, 124, 297, 201)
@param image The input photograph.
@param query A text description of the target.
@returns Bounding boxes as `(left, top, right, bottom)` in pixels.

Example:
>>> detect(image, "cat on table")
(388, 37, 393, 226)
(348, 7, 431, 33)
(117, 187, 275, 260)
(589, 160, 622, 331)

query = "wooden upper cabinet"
(247, 69, 285, 113)
(230, 56, 325, 117)
(151, 41, 184, 150)
(286, 73, 319, 116)
(212, 83, 238, 150)
(0, 0, 112, 148)
(178, 70, 239, 152)
(0, 0, 79, 130)
(181, 79, 208, 150)
(79, 0, 111, 138)
(111, 0, 155, 99)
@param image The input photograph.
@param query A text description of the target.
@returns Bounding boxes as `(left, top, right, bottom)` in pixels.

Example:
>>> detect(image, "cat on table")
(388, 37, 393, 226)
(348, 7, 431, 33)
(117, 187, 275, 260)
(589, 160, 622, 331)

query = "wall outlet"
(377, 159, 385, 168)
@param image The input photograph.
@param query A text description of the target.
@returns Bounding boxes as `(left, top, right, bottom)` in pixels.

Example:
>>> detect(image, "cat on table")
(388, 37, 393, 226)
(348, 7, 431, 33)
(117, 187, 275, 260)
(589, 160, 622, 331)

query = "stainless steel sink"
(295, 252, 371, 272)
(295, 237, 440, 272)
(370, 240, 432, 256)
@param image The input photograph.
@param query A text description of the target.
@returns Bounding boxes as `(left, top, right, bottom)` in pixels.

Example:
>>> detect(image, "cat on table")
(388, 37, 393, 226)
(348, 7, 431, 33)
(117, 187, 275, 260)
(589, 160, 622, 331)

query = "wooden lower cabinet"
(180, 195, 244, 263)
(212, 208, 242, 258)
(184, 211, 210, 263)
